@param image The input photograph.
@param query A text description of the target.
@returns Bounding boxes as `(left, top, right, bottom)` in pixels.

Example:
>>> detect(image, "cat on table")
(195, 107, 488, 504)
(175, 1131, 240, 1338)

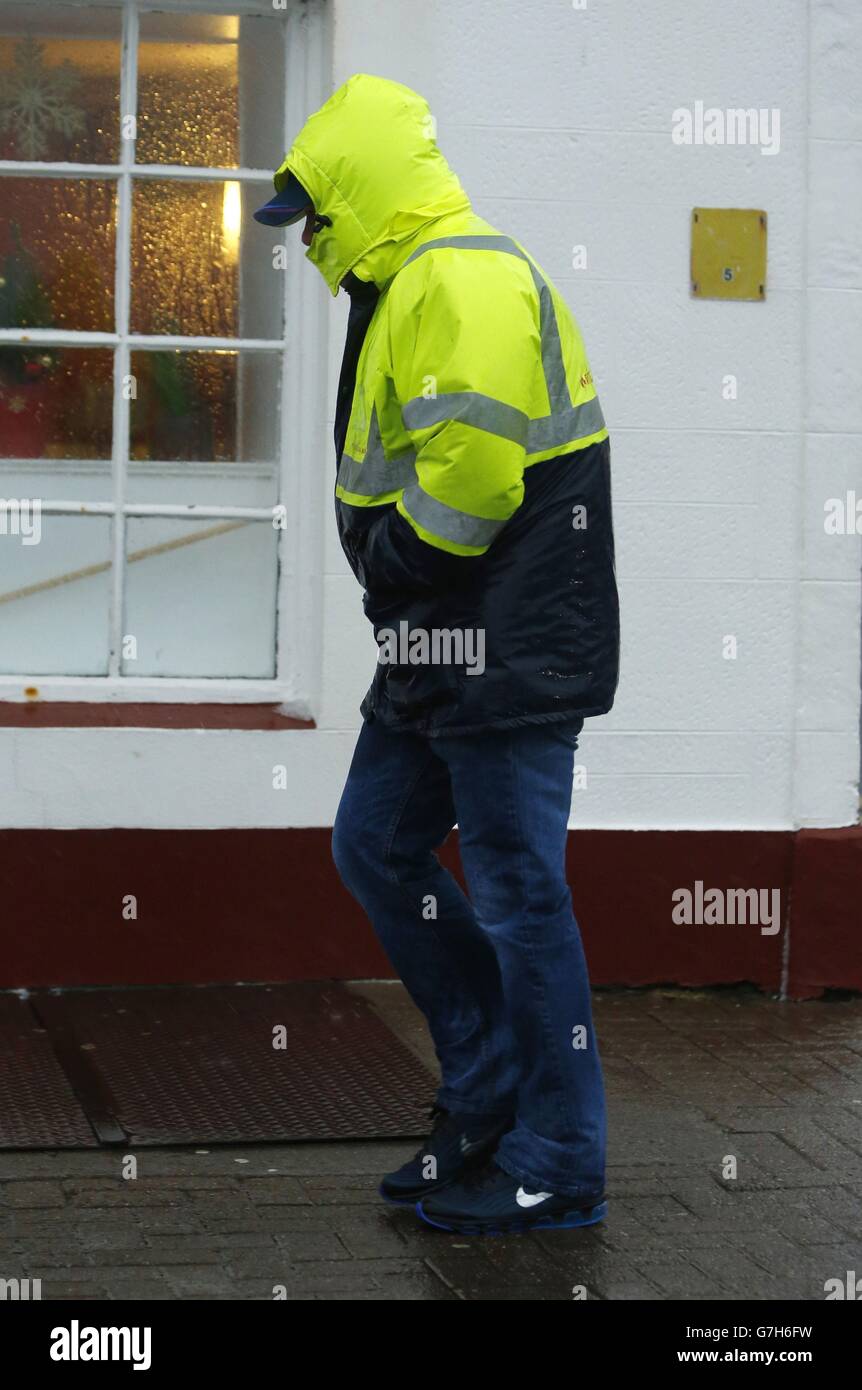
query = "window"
(0, 0, 323, 706)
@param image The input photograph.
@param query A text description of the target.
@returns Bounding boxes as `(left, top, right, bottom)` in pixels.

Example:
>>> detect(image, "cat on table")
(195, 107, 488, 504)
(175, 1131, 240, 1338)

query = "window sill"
(0, 703, 316, 731)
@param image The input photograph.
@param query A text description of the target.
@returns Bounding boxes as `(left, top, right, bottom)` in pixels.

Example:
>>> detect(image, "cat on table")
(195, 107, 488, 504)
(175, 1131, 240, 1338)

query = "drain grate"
(0, 995, 96, 1148)
(1, 983, 435, 1149)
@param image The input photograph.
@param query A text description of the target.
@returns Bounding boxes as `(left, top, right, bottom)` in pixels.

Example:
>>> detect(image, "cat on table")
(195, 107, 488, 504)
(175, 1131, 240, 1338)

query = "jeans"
(331, 717, 606, 1199)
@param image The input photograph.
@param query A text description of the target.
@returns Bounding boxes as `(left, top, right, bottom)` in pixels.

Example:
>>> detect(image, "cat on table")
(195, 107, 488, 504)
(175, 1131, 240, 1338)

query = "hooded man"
(255, 74, 619, 1235)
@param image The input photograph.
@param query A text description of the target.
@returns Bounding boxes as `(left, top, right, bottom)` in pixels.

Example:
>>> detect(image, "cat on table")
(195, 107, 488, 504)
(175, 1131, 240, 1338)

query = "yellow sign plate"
(691, 207, 767, 300)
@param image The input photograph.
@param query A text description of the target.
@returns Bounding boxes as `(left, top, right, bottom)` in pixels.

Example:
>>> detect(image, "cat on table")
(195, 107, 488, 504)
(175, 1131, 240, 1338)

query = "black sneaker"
(416, 1160, 607, 1235)
(380, 1105, 513, 1205)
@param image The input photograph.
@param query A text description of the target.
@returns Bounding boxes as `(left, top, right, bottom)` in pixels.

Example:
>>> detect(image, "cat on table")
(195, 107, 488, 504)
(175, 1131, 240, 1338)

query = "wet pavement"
(1, 984, 860, 1301)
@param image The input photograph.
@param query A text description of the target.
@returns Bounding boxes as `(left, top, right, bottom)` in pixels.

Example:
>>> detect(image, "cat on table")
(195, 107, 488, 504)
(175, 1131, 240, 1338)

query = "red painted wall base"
(1, 827, 859, 999)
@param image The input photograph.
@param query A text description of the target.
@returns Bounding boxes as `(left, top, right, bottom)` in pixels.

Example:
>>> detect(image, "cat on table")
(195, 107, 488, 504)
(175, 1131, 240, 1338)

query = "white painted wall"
(2, 0, 860, 830)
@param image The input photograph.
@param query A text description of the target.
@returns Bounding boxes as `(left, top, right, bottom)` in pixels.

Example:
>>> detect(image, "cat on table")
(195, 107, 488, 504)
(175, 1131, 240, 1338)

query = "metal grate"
(7, 983, 435, 1148)
(0, 995, 97, 1148)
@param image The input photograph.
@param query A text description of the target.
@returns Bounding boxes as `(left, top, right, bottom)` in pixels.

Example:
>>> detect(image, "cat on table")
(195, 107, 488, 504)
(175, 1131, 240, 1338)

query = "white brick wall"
(318, 0, 862, 831)
(2, 0, 859, 829)
(797, 0, 862, 825)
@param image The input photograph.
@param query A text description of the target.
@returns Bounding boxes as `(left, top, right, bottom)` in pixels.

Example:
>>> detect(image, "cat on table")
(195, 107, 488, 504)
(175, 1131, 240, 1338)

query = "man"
(255, 74, 619, 1235)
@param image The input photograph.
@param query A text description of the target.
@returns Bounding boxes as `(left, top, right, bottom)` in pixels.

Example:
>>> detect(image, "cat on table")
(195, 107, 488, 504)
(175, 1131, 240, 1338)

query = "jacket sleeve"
(357, 254, 541, 597)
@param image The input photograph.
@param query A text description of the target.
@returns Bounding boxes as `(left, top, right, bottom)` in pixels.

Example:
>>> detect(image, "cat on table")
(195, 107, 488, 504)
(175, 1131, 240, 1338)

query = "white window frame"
(0, 0, 328, 711)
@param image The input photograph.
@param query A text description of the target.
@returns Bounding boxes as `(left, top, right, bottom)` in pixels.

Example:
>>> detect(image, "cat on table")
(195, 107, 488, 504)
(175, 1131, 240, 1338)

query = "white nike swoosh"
(516, 1186, 554, 1208)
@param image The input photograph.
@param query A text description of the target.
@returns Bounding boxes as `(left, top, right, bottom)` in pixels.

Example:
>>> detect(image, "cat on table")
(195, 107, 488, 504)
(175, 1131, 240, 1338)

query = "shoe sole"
(414, 1198, 608, 1236)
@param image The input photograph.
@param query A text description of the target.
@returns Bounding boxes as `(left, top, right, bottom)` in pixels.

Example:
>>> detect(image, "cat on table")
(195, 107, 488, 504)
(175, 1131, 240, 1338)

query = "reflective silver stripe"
(526, 396, 606, 454)
(402, 235, 573, 417)
(403, 234, 526, 266)
(403, 392, 528, 445)
(338, 451, 416, 497)
(337, 404, 416, 496)
(531, 270, 570, 411)
(403, 390, 604, 456)
(401, 484, 507, 549)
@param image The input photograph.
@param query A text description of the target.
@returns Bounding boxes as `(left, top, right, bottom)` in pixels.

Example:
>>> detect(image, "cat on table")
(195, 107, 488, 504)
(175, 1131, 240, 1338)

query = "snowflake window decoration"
(0, 37, 85, 160)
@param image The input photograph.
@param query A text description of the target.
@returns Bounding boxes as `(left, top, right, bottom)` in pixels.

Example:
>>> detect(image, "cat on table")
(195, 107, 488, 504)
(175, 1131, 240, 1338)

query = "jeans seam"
(380, 746, 437, 884)
(508, 739, 575, 1141)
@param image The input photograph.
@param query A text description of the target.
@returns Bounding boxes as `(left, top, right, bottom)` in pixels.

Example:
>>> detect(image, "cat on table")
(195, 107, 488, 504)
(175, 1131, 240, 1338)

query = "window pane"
(130, 179, 282, 339)
(0, 178, 116, 334)
(0, 4, 121, 163)
(128, 349, 281, 468)
(136, 12, 283, 170)
(123, 517, 278, 677)
(0, 345, 113, 460)
(0, 513, 110, 675)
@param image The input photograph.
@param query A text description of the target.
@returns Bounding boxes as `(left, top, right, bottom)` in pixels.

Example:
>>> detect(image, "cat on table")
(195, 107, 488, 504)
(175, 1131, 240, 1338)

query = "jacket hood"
(273, 74, 472, 295)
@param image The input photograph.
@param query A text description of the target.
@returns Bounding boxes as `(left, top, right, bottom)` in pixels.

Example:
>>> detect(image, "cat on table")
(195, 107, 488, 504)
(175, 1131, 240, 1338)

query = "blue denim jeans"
(332, 717, 605, 1199)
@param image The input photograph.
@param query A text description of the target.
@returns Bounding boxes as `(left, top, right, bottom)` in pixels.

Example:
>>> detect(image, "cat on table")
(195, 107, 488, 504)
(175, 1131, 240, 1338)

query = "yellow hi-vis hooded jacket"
(274, 74, 619, 735)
